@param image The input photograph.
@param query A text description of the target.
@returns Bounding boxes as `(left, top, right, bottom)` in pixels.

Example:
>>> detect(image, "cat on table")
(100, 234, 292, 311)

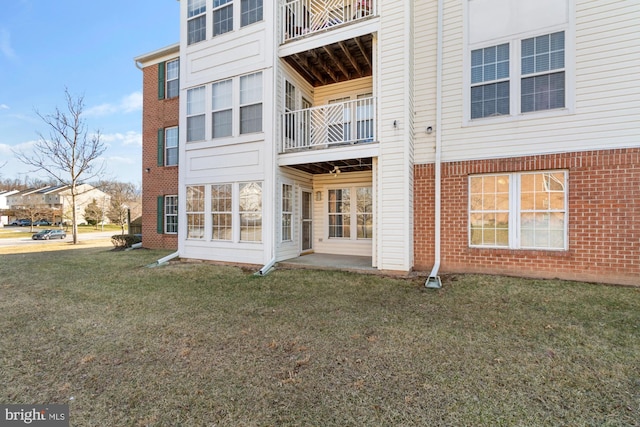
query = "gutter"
(425, 0, 444, 289)
(146, 251, 179, 268)
(255, 257, 277, 276)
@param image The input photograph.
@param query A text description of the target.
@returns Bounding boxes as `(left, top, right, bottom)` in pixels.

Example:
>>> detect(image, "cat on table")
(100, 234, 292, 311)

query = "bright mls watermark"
(1, 405, 68, 426)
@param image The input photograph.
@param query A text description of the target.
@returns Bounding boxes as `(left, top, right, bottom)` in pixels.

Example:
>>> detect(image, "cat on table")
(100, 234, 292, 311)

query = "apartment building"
(138, 0, 639, 285)
(135, 44, 180, 250)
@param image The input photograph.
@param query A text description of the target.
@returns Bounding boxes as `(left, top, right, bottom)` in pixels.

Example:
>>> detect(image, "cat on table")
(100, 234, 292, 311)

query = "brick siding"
(414, 148, 640, 286)
(141, 63, 179, 250)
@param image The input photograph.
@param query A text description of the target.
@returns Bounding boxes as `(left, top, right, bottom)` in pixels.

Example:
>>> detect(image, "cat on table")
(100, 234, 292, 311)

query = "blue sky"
(0, 0, 180, 187)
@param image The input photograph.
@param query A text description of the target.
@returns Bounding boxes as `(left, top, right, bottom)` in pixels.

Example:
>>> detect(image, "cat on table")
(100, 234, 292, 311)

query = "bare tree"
(12, 88, 106, 244)
(106, 182, 137, 235)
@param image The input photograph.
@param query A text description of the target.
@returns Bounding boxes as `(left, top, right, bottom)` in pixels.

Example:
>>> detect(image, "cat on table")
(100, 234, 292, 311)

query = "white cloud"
(85, 92, 143, 117)
(0, 29, 16, 60)
(101, 131, 142, 147)
(0, 104, 9, 110)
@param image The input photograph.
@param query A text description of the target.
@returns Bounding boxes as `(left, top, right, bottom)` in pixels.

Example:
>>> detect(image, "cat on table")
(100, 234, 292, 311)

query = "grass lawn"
(0, 247, 638, 426)
(0, 224, 123, 239)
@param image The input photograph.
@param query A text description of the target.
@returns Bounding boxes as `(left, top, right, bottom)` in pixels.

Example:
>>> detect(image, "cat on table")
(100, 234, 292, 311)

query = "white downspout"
(255, 257, 277, 276)
(146, 251, 179, 268)
(425, 0, 444, 289)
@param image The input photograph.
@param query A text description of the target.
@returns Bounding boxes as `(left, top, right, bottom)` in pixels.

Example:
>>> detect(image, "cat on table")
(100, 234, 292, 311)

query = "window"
(282, 184, 293, 242)
(469, 171, 567, 250)
(356, 187, 372, 239)
(469, 31, 565, 119)
(213, 0, 233, 36)
(240, 72, 262, 134)
(239, 182, 262, 242)
(166, 59, 180, 99)
(187, 86, 205, 142)
(165, 195, 178, 234)
(212, 80, 232, 138)
(328, 186, 374, 240)
(164, 127, 178, 166)
(521, 32, 565, 112)
(356, 93, 374, 141)
(241, 0, 263, 27)
(186, 185, 205, 239)
(328, 97, 351, 143)
(284, 81, 296, 143)
(470, 44, 510, 119)
(328, 189, 350, 238)
(187, 0, 207, 45)
(211, 184, 232, 240)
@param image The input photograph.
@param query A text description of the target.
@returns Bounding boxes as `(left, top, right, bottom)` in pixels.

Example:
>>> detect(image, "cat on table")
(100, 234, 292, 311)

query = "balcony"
(282, 96, 376, 153)
(281, 0, 374, 44)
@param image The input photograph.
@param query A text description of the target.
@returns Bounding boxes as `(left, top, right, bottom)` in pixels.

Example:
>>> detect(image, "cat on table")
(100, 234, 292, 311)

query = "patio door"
(301, 190, 313, 252)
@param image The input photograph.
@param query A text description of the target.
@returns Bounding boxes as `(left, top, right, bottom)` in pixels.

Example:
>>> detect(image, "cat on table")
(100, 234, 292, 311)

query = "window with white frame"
(282, 184, 293, 242)
(239, 182, 262, 242)
(212, 79, 233, 138)
(328, 188, 350, 238)
(240, 72, 263, 134)
(356, 187, 373, 239)
(186, 185, 205, 239)
(187, 86, 205, 142)
(165, 127, 178, 166)
(521, 32, 565, 112)
(327, 186, 373, 240)
(284, 81, 296, 143)
(211, 184, 232, 240)
(471, 44, 510, 119)
(241, 0, 263, 27)
(187, 0, 207, 45)
(165, 195, 178, 234)
(469, 31, 565, 119)
(166, 59, 180, 99)
(213, 0, 233, 36)
(469, 171, 567, 250)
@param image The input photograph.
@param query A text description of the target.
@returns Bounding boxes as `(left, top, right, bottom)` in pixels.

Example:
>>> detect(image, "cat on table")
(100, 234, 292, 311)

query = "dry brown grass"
(0, 246, 638, 426)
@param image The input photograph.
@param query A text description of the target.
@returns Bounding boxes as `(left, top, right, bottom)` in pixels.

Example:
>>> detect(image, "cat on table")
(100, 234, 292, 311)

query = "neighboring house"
(137, 0, 639, 286)
(135, 43, 180, 250)
(7, 184, 111, 225)
(0, 190, 19, 225)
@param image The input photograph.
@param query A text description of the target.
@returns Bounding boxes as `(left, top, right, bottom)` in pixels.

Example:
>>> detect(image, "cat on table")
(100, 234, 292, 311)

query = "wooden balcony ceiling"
(288, 157, 372, 174)
(283, 34, 373, 87)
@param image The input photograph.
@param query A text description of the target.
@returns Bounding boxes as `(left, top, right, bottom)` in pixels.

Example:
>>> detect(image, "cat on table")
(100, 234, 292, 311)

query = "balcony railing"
(281, 0, 374, 43)
(282, 96, 376, 152)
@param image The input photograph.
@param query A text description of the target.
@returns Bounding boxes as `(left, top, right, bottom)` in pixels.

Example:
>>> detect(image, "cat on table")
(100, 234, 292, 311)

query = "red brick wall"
(414, 148, 640, 286)
(141, 62, 179, 250)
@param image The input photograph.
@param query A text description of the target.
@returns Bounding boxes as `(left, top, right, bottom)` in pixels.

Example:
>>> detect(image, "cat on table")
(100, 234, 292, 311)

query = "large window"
(240, 72, 263, 134)
(212, 80, 233, 138)
(187, 0, 207, 45)
(241, 0, 263, 27)
(282, 184, 293, 242)
(469, 171, 567, 250)
(165, 59, 180, 99)
(469, 31, 565, 119)
(187, 86, 205, 142)
(213, 0, 233, 36)
(239, 182, 262, 242)
(186, 185, 205, 239)
(327, 186, 373, 240)
(165, 127, 178, 166)
(211, 184, 232, 240)
(165, 195, 178, 234)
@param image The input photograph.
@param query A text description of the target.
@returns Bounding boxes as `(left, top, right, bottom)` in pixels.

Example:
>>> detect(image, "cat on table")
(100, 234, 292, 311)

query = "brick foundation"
(414, 148, 640, 286)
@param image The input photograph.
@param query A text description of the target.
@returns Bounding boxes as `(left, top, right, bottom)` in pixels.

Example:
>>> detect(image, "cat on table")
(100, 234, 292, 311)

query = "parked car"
(33, 219, 51, 226)
(32, 229, 67, 240)
(10, 219, 31, 226)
